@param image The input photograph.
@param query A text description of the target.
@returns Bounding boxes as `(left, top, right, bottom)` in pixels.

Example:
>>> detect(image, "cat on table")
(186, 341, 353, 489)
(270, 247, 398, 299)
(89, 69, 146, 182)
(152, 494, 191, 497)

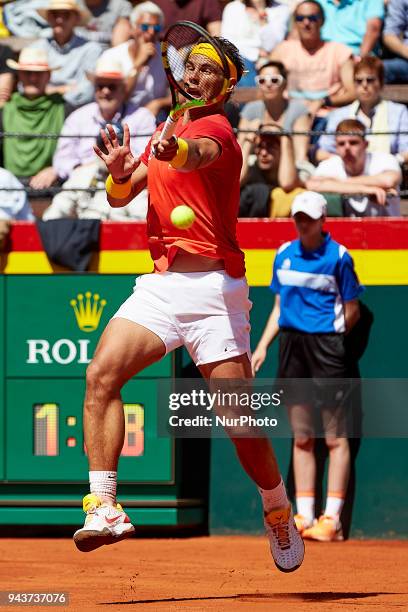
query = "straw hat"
(86, 57, 126, 82)
(38, 0, 91, 27)
(6, 48, 57, 72)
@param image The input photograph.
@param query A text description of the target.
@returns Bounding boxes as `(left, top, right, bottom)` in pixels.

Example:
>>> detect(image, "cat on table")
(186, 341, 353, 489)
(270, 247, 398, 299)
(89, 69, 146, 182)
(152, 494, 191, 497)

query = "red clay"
(0, 537, 407, 611)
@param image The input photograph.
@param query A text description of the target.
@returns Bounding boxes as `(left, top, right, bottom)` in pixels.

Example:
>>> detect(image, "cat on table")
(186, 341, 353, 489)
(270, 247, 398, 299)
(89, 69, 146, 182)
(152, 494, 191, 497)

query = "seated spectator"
(75, 0, 133, 48)
(154, 0, 222, 36)
(100, 1, 169, 117)
(0, 167, 34, 221)
(238, 61, 311, 162)
(43, 155, 147, 220)
(31, 0, 103, 108)
(221, 0, 290, 87)
(0, 48, 65, 190)
(318, 0, 384, 57)
(270, 1, 355, 116)
(2, 0, 49, 38)
(51, 56, 156, 183)
(307, 119, 402, 217)
(316, 57, 408, 163)
(0, 44, 16, 107)
(383, 0, 408, 84)
(240, 124, 303, 217)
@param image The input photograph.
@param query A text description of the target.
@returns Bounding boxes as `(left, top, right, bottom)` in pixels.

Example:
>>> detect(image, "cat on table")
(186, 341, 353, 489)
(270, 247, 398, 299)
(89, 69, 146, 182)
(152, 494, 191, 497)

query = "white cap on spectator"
(130, 1, 164, 27)
(291, 191, 327, 219)
(38, 0, 91, 26)
(7, 48, 57, 72)
(86, 58, 126, 82)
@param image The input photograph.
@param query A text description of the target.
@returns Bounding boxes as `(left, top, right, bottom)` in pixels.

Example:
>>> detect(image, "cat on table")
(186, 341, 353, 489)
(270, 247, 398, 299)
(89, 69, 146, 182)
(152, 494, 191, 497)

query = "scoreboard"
(0, 275, 207, 531)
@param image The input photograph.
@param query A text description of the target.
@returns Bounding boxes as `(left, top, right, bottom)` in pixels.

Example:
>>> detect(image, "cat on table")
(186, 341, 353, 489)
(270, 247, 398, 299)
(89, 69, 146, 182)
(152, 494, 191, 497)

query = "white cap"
(7, 48, 57, 72)
(291, 191, 327, 219)
(86, 58, 126, 82)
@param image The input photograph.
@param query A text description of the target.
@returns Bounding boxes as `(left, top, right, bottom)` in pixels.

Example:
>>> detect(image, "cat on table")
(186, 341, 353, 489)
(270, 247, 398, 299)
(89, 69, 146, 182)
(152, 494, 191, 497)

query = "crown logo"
(70, 292, 107, 332)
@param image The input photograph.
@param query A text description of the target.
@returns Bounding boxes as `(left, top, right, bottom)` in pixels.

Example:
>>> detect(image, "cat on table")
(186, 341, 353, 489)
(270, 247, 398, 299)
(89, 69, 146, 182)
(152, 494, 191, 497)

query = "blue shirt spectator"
(3, 0, 49, 38)
(319, 0, 384, 56)
(76, 0, 133, 48)
(271, 232, 362, 333)
(383, 0, 408, 84)
(317, 101, 408, 158)
(31, 0, 102, 108)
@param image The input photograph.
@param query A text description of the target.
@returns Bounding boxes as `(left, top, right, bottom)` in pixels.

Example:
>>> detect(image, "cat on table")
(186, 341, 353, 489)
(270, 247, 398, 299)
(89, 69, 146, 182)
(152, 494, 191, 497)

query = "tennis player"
(73, 35, 304, 573)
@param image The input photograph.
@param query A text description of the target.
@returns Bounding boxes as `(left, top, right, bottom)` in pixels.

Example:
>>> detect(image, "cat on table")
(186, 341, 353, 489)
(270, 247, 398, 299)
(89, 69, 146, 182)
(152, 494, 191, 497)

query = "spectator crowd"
(0, 0, 407, 221)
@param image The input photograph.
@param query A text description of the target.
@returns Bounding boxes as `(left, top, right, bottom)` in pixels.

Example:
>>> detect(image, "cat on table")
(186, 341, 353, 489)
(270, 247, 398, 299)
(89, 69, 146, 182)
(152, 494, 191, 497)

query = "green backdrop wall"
(209, 287, 408, 537)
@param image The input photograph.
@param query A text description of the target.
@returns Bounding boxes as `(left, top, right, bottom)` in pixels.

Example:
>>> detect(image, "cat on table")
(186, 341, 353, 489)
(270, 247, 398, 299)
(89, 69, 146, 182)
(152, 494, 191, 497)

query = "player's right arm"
(251, 294, 281, 375)
(152, 134, 221, 171)
(94, 123, 147, 208)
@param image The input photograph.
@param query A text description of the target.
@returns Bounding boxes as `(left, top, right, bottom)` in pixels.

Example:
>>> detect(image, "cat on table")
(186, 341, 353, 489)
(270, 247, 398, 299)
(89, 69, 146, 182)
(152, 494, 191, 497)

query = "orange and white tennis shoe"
(302, 515, 344, 542)
(264, 505, 305, 572)
(73, 493, 135, 552)
(294, 513, 313, 534)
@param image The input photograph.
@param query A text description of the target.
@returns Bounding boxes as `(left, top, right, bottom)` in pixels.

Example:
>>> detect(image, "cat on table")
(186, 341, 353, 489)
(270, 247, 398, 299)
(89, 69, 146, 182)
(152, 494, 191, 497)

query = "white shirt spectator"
(43, 161, 147, 220)
(221, 1, 290, 62)
(30, 35, 103, 107)
(314, 153, 402, 216)
(53, 102, 155, 180)
(100, 41, 167, 106)
(0, 168, 34, 221)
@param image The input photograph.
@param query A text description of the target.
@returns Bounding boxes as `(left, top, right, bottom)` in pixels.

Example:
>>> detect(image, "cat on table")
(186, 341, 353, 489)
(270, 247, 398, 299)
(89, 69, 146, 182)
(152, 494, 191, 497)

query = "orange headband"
(189, 42, 238, 82)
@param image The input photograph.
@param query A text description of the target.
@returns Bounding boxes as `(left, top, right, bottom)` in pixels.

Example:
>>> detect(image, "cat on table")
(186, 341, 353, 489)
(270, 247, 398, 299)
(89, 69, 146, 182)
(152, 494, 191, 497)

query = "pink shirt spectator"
(53, 102, 155, 180)
(274, 40, 352, 101)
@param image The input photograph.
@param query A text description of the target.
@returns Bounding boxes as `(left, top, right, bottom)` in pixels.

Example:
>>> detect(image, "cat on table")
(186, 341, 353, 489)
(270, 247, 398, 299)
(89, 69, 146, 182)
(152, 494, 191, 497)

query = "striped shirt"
(270, 233, 363, 333)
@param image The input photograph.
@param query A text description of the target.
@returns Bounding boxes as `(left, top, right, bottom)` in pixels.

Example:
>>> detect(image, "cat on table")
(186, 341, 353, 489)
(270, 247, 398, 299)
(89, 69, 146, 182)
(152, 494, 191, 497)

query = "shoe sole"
(73, 526, 135, 553)
(273, 536, 305, 573)
(303, 532, 343, 542)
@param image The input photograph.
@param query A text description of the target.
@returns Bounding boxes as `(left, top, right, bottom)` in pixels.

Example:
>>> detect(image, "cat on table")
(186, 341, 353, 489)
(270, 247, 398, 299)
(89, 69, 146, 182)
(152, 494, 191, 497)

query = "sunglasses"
(139, 23, 162, 32)
(255, 74, 285, 87)
(295, 14, 320, 22)
(95, 82, 120, 91)
(254, 142, 279, 153)
(354, 76, 378, 85)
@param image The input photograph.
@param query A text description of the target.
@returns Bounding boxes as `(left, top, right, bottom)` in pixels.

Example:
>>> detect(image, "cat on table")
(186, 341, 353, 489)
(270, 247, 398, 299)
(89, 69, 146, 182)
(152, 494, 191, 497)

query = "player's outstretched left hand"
(94, 123, 140, 181)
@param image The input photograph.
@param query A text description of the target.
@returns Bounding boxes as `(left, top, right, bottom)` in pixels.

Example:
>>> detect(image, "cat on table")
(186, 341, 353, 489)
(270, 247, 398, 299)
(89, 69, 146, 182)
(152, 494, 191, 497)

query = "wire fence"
(0, 128, 407, 198)
(1, 130, 408, 139)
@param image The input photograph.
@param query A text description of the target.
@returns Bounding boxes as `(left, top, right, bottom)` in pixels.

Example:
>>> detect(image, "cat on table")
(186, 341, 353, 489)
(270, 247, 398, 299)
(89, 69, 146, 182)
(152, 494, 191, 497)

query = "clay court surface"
(0, 537, 407, 611)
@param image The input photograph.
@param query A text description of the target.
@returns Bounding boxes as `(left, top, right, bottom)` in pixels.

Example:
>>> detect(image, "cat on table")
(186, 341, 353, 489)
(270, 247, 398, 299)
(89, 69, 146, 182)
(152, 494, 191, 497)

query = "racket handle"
(159, 115, 176, 141)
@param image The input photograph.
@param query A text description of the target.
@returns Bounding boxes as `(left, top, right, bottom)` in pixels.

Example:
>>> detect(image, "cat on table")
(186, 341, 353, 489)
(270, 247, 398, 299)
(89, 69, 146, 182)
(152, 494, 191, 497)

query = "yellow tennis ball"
(170, 205, 196, 229)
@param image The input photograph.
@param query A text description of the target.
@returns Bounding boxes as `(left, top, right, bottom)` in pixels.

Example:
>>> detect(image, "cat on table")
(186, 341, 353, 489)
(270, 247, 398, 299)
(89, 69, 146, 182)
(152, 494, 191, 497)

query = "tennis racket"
(158, 20, 231, 144)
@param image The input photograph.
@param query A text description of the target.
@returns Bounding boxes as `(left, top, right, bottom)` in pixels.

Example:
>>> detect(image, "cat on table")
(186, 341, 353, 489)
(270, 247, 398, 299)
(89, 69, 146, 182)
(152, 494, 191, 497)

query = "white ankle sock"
(324, 494, 345, 518)
(259, 479, 289, 513)
(296, 496, 315, 522)
(89, 471, 117, 505)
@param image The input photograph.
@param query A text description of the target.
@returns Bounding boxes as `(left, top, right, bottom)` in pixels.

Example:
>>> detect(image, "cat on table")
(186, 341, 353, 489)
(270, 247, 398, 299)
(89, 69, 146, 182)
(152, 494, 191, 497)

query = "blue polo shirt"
(270, 233, 363, 333)
(319, 0, 384, 55)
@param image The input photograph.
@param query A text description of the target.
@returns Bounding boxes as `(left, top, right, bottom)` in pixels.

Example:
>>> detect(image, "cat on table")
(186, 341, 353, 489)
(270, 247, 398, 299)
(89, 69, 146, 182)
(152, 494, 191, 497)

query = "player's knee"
(325, 436, 348, 451)
(294, 436, 314, 452)
(86, 359, 121, 397)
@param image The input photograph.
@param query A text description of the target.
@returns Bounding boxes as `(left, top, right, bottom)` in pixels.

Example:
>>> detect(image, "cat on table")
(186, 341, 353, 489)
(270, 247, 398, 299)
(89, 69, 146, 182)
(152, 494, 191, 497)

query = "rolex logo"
(70, 292, 107, 332)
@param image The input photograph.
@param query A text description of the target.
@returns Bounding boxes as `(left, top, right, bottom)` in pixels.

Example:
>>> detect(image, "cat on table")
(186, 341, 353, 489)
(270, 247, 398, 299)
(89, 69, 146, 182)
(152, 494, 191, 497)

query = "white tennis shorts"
(112, 270, 252, 366)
